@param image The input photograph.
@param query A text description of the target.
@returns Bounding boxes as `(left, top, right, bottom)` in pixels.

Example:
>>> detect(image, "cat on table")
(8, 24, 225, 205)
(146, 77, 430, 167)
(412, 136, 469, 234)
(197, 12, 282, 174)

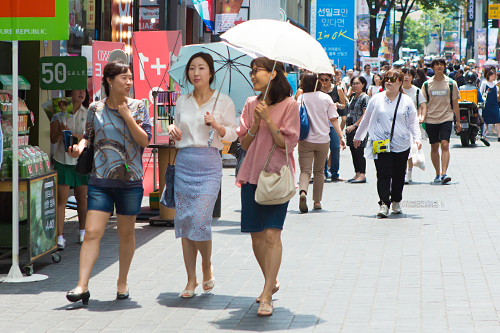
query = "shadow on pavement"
(156, 292, 321, 331)
(54, 298, 142, 312)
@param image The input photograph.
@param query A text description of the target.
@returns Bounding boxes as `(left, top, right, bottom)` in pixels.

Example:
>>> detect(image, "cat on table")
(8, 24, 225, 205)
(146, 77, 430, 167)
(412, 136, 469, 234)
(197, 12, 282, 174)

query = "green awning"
(0, 75, 30, 90)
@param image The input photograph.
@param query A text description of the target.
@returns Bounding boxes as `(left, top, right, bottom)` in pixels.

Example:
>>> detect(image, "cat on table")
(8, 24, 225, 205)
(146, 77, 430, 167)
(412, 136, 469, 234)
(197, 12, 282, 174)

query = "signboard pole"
(6, 40, 22, 280)
(2, 41, 46, 283)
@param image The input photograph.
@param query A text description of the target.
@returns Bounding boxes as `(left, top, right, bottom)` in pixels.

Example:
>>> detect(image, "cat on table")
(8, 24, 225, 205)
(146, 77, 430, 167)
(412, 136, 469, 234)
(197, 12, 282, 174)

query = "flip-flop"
(257, 300, 274, 316)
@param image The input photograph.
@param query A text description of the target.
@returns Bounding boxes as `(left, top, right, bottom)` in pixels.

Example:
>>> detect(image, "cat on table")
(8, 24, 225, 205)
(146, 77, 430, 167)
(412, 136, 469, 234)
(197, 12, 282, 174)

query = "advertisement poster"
(361, 57, 380, 73)
(488, 28, 499, 59)
(215, 0, 244, 33)
(477, 28, 486, 60)
(132, 31, 181, 194)
(30, 176, 57, 259)
(140, 7, 159, 31)
(92, 41, 125, 102)
(357, 15, 370, 57)
(312, 0, 355, 69)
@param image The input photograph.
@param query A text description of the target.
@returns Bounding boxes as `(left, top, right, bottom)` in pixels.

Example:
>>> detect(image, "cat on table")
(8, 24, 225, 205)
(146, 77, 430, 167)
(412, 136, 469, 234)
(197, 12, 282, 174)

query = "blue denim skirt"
(240, 183, 289, 233)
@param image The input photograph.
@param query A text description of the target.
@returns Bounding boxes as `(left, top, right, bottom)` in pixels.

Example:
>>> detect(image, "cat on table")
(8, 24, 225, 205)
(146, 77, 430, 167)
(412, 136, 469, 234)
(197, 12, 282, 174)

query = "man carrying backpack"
(423, 57, 461, 184)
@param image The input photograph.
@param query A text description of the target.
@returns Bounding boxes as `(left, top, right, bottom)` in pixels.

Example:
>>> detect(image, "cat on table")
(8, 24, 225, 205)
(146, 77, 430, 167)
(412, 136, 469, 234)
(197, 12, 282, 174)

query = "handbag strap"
(88, 107, 96, 145)
(167, 139, 177, 165)
(262, 138, 289, 172)
(389, 93, 402, 141)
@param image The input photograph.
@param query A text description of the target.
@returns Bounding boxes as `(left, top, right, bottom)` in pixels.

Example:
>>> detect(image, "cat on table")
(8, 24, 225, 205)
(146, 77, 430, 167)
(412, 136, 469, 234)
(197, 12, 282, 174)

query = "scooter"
(456, 101, 480, 147)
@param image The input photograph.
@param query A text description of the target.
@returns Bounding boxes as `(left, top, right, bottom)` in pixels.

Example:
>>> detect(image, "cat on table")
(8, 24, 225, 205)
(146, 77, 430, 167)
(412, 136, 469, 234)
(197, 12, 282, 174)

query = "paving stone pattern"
(1, 135, 500, 332)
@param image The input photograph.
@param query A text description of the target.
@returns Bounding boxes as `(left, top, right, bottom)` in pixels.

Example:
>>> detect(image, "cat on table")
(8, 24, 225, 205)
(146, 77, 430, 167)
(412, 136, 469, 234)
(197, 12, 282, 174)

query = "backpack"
(423, 78, 454, 108)
(416, 88, 420, 107)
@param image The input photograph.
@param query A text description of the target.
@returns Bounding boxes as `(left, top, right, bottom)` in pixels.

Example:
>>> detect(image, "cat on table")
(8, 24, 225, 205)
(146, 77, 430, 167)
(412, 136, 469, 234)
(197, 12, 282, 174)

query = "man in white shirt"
(361, 64, 373, 88)
(342, 69, 354, 88)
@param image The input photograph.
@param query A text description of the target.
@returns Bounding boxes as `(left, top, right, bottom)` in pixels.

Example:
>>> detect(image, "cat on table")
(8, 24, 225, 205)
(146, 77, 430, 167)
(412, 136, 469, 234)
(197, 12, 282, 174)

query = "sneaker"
(441, 174, 451, 184)
(78, 234, 84, 244)
(299, 193, 308, 213)
(377, 204, 389, 218)
(434, 175, 442, 183)
(57, 237, 66, 250)
(405, 170, 412, 184)
(391, 202, 403, 214)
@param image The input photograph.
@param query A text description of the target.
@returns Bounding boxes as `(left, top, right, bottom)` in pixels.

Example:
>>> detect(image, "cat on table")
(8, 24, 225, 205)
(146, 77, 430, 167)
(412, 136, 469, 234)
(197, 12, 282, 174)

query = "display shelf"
(1, 110, 30, 116)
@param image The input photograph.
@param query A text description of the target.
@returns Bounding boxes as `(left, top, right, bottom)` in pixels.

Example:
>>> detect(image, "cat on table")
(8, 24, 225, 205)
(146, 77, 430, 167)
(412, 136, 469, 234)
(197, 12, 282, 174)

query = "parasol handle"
(261, 61, 277, 105)
(206, 66, 230, 126)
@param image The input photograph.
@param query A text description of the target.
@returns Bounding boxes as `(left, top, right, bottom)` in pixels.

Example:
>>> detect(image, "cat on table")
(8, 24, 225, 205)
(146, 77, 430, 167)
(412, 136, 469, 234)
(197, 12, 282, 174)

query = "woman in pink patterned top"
(236, 57, 300, 316)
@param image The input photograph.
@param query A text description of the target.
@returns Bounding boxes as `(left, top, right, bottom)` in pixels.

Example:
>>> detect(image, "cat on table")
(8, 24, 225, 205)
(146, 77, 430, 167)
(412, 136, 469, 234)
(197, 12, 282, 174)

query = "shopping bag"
(160, 164, 175, 208)
(411, 143, 425, 171)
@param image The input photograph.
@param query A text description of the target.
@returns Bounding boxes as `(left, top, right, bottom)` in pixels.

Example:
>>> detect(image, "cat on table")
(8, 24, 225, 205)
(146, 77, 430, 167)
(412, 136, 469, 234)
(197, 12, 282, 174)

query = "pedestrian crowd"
(53, 53, 500, 318)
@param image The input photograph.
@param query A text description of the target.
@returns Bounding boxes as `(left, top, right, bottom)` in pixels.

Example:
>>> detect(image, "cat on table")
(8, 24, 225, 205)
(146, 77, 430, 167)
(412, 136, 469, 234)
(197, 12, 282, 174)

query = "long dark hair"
(250, 57, 292, 105)
(183, 52, 216, 86)
(416, 68, 427, 82)
(102, 61, 130, 97)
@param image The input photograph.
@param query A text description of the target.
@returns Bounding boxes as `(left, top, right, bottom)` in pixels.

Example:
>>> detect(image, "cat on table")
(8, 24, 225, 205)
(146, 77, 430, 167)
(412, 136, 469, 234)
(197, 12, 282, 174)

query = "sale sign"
(0, 0, 68, 41)
(132, 31, 181, 195)
(140, 7, 159, 31)
(92, 41, 125, 101)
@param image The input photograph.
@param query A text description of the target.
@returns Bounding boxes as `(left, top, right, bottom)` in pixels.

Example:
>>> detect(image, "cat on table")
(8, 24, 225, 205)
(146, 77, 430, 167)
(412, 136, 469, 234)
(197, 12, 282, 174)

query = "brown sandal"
(257, 300, 273, 316)
(256, 282, 280, 303)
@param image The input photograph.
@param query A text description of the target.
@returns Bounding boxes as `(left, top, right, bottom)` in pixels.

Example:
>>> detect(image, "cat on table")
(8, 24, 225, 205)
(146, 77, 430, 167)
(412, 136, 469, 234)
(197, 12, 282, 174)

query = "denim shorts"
(87, 185, 143, 216)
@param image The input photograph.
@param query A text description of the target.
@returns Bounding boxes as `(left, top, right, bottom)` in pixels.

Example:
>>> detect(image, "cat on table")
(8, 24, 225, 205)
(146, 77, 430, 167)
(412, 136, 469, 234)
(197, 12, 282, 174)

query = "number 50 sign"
(39, 57, 87, 90)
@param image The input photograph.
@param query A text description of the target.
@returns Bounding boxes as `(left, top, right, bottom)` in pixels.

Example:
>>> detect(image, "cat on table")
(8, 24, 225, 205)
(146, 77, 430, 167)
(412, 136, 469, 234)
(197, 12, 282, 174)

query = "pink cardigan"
(236, 96, 300, 186)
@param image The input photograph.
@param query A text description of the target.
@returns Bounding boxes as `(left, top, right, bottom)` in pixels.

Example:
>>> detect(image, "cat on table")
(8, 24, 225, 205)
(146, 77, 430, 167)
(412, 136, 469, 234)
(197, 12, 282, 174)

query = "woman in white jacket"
(353, 69, 421, 218)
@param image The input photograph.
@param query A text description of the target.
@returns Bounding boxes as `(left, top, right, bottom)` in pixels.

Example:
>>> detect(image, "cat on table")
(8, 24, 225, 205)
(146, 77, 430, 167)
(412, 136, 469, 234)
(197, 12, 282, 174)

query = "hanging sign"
(39, 57, 87, 90)
(489, 4, 500, 20)
(467, 0, 475, 22)
(0, 0, 69, 41)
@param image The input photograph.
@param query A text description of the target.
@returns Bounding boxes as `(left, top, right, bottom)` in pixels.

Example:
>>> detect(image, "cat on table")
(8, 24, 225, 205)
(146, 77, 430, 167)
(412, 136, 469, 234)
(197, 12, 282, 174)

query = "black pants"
(349, 146, 366, 173)
(374, 148, 410, 207)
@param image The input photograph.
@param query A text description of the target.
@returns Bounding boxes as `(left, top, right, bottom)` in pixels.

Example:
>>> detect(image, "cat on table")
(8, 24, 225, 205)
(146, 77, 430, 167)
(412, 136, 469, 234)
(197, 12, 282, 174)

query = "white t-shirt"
(297, 91, 338, 144)
(361, 72, 373, 87)
(342, 76, 352, 86)
(480, 81, 497, 95)
(51, 105, 89, 165)
(403, 85, 427, 108)
(369, 85, 383, 96)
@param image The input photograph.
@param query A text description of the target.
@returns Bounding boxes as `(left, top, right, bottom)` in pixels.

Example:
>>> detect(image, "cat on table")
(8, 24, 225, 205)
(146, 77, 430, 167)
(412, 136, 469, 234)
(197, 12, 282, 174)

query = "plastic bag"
(420, 123, 428, 140)
(411, 143, 425, 171)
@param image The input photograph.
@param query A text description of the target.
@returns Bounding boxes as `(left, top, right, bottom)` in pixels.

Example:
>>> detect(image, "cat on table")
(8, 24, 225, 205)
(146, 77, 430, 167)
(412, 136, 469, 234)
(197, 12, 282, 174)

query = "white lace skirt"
(174, 147, 222, 241)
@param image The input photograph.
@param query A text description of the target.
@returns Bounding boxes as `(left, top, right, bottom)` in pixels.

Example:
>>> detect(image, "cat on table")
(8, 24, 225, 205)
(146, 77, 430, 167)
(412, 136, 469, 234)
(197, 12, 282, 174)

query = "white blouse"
(354, 92, 420, 159)
(174, 90, 238, 149)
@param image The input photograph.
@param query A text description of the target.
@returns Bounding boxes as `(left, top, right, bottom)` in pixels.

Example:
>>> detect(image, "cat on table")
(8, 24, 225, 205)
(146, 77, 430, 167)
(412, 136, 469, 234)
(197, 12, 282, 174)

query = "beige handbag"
(255, 141, 296, 205)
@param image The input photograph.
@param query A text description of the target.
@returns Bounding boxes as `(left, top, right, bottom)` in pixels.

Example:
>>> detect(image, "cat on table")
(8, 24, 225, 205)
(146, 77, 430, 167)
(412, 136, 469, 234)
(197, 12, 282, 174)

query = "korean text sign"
(0, 0, 69, 41)
(315, 1, 355, 69)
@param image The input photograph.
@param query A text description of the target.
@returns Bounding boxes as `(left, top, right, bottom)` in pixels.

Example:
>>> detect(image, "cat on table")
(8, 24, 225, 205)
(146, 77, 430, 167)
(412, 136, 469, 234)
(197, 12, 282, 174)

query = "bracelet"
(272, 130, 280, 135)
(247, 130, 256, 137)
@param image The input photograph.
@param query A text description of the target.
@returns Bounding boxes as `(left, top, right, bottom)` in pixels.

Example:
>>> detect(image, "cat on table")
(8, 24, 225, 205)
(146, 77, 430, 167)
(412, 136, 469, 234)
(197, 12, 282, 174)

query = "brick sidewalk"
(1, 134, 500, 332)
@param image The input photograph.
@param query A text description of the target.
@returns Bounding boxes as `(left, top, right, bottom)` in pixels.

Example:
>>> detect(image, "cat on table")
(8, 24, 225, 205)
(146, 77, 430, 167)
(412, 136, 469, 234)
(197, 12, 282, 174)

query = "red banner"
(2, 0, 55, 18)
(132, 31, 181, 195)
(92, 41, 125, 102)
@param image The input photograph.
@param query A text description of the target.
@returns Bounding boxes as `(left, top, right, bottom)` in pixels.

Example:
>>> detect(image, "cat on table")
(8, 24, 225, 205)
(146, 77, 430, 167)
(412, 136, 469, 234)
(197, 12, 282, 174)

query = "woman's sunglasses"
(383, 76, 399, 83)
(319, 78, 331, 82)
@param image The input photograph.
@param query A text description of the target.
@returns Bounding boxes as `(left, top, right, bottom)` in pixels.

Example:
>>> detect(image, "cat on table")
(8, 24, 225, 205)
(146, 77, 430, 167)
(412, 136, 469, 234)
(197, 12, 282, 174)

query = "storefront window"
(140, 0, 159, 31)
(61, 0, 97, 56)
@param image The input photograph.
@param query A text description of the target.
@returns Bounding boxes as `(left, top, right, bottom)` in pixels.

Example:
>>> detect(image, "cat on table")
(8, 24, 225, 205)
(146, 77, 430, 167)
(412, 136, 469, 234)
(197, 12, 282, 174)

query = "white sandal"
(180, 289, 195, 298)
(202, 278, 215, 293)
